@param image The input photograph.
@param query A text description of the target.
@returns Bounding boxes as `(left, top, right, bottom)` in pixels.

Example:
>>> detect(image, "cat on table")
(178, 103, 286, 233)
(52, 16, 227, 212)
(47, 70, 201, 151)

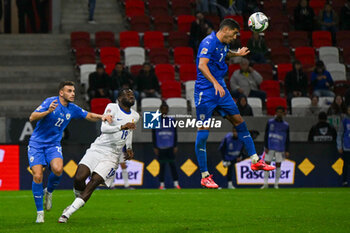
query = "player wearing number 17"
(28, 81, 113, 223)
(195, 19, 275, 189)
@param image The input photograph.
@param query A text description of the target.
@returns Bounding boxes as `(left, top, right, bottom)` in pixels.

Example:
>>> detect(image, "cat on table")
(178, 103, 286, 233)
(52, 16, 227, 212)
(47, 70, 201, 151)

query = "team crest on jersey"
(66, 113, 71, 120)
(270, 124, 274, 131)
(200, 114, 206, 121)
(200, 48, 208, 54)
(30, 156, 34, 163)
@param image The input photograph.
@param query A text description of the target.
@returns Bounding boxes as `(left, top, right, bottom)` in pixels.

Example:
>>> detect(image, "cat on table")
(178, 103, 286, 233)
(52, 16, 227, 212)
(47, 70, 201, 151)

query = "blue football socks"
(47, 172, 62, 193)
(235, 121, 257, 156)
(195, 130, 209, 173)
(32, 181, 43, 212)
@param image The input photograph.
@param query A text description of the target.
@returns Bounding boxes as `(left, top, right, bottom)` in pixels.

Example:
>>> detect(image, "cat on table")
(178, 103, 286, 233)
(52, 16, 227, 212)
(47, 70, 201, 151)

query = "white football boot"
(35, 211, 44, 223)
(43, 188, 52, 211)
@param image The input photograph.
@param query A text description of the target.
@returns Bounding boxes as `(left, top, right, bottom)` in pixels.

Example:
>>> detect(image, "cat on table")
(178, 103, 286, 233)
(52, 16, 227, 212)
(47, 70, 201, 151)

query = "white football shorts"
(265, 150, 284, 163)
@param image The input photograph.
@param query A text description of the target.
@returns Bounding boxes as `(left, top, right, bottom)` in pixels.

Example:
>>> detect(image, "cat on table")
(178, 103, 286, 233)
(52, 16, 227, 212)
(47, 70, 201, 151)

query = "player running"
(28, 81, 112, 223)
(58, 89, 139, 223)
(194, 18, 275, 189)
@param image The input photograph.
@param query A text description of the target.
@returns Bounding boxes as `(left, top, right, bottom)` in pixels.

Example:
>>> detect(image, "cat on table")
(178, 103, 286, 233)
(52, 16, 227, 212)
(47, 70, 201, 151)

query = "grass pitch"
(0, 188, 349, 233)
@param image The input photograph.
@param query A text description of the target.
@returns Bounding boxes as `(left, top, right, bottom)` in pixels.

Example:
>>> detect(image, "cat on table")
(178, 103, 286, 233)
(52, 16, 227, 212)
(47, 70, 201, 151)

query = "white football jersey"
(89, 103, 140, 156)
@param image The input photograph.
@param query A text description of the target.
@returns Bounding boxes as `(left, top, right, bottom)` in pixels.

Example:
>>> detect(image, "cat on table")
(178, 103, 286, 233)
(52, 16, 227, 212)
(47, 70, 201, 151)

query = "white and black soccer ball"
(248, 12, 269, 32)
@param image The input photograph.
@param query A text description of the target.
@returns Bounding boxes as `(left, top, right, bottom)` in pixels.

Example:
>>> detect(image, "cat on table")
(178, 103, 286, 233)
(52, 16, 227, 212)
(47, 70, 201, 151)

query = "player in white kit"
(58, 89, 139, 223)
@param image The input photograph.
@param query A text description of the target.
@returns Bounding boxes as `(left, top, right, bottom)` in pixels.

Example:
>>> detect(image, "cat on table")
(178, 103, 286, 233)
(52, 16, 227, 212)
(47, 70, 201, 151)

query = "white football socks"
(275, 167, 281, 186)
(174, 180, 179, 187)
(122, 169, 129, 188)
(201, 171, 210, 178)
(64, 198, 85, 218)
(264, 171, 269, 186)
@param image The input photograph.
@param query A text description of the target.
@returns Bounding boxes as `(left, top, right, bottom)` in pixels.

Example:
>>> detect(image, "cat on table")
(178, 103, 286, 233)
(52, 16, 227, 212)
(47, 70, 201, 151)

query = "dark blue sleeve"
(198, 39, 215, 60)
(326, 71, 334, 86)
(34, 98, 52, 113)
(71, 104, 88, 119)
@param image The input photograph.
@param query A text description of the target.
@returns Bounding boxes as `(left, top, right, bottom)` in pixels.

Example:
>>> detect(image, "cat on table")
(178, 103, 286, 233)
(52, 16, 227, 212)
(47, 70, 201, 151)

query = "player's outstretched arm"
(227, 47, 250, 58)
(29, 99, 58, 122)
(85, 112, 112, 123)
(198, 58, 225, 97)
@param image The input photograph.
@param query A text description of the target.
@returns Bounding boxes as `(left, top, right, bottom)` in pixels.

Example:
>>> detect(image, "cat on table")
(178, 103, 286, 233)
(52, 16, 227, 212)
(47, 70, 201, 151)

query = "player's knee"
(74, 173, 86, 183)
(33, 174, 43, 183)
(51, 165, 63, 176)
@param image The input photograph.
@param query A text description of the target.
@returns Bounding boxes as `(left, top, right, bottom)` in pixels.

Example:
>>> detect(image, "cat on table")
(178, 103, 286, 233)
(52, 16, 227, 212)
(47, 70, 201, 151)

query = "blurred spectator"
(308, 111, 337, 142)
(219, 127, 244, 189)
(311, 61, 335, 97)
(196, 0, 218, 14)
(230, 58, 266, 102)
(263, 106, 290, 189)
(285, 60, 308, 103)
(306, 95, 322, 116)
(137, 63, 160, 98)
(344, 88, 350, 107)
(36, 0, 49, 33)
(152, 103, 180, 190)
(237, 95, 253, 116)
(189, 12, 213, 52)
(16, 0, 37, 33)
(318, 2, 338, 39)
(88, 63, 111, 100)
(247, 32, 267, 64)
(294, 0, 315, 31)
(337, 105, 350, 186)
(327, 95, 346, 116)
(88, 0, 96, 24)
(110, 63, 139, 102)
(340, 0, 350, 30)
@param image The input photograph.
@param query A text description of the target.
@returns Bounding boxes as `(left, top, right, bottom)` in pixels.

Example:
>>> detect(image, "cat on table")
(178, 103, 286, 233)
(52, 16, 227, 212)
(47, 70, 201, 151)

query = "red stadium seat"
(295, 47, 315, 69)
(174, 47, 194, 65)
(260, 80, 280, 97)
(334, 80, 350, 96)
(309, 0, 326, 16)
(161, 80, 182, 98)
(171, 0, 191, 16)
(228, 64, 241, 78)
(312, 31, 332, 48)
(239, 31, 252, 47)
(264, 31, 284, 49)
(168, 31, 189, 48)
(270, 47, 291, 64)
(104, 63, 115, 75)
(155, 64, 175, 83)
(343, 47, 350, 65)
(90, 98, 112, 114)
(149, 48, 170, 64)
(286, 0, 298, 17)
(288, 31, 309, 48)
(95, 31, 115, 48)
(224, 15, 244, 29)
(119, 31, 140, 48)
(277, 63, 293, 82)
(100, 47, 120, 65)
(148, 0, 168, 16)
(205, 14, 220, 31)
(154, 15, 174, 32)
(179, 64, 197, 82)
(269, 16, 290, 32)
(125, 0, 145, 18)
(130, 15, 151, 32)
(75, 47, 95, 65)
(266, 97, 287, 115)
(254, 64, 274, 80)
(144, 31, 164, 49)
(263, 0, 283, 11)
(129, 65, 143, 77)
(177, 15, 196, 33)
(70, 31, 90, 50)
(336, 31, 350, 48)
(332, 0, 346, 12)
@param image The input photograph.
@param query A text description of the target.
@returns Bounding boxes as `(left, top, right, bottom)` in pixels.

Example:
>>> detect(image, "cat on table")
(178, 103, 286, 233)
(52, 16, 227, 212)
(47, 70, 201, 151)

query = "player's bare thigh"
(225, 114, 244, 126)
(50, 158, 63, 176)
(31, 164, 44, 183)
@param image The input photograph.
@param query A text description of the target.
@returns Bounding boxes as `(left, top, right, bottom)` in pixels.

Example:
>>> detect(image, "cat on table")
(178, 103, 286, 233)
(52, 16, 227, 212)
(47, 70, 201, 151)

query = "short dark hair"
(275, 106, 285, 112)
(219, 18, 240, 31)
(318, 111, 327, 121)
(117, 88, 132, 99)
(58, 81, 75, 91)
(96, 62, 104, 69)
(160, 101, 169, 109)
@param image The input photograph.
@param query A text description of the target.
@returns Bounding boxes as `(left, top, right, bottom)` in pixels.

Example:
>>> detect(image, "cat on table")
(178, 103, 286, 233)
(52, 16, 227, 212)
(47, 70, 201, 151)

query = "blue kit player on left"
(28, 81, 112, 223)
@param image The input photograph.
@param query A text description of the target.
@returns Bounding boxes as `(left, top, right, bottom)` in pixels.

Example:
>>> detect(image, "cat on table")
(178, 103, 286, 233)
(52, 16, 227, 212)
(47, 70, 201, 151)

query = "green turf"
(0, 188, 349, 233)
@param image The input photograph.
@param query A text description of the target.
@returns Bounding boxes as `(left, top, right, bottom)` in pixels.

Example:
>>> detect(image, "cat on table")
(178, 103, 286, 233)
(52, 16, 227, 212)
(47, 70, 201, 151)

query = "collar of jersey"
(56, 96, 69, 108)
(119, 104, 131, 114)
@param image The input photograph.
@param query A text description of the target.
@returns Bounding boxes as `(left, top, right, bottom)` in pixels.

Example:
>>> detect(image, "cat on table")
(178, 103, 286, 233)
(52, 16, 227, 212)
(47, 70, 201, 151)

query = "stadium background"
(0, 0, 349, 191)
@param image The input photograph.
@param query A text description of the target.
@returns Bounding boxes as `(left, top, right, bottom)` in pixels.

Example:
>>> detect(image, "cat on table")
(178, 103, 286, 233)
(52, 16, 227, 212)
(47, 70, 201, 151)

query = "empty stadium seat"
(144, 31, 164, 49)
(130, 15, 151, 32)
(100, 47, 121, 65)
(277, 63, 293, 82)
(254, 64, 273, 80)
(185, 80, 195, 106)
(295, 47, 315, 69)
(319, 96, 334, 107)
(264, 31, 284, 49)
(80, 64, 96, 91)
(177, 15, 196, 33)
(174, 47, 194, 65)
(124, 47, 145, 67)
(166, 98, 188, 115)
(239, 31, 252, 47)
(155, 64, 175, 83)
(154, 15, 174, 32)
(263, 0, 283, 11)
(228, 64, 241, 78)
(141, 97, 162, 112)
(119, 31, 140, 48)
(266, 97, 287, 115)
(326, 63, 346, 81)
(205, 15, 220, 31)
(161, 80, 182, 98)
(75, 47, 96, 65)
(224, 15, 244, 29)
(149, 48, 170, 64)
(125, 0, 145, 18)
(309, 0, 325, 15)
(129, 65, 143, 77)
(269, 16, 290, 32)
(168, 31, 189, 48)
(319, 46, 339, 65)
(70, 31, 90, 50)
(334, 81, 350, 96)
(288, 31, 309, 48)
(90, 98, 112, 114)
(171, 0, 191, 16)
(343, 47, 350, 65)
(179, 64, 197, 82)
(247, 97, 263, 116)
(270, 47, 291, 64)
(312, 31, 332, 48)
(148, 0, 168, 17)
(104, 63, 115, 75)
(95, 31, 115, 48)
(291, 97, 311, 116)
(336, 31, 350, 48)
(260, 80, 280, 97)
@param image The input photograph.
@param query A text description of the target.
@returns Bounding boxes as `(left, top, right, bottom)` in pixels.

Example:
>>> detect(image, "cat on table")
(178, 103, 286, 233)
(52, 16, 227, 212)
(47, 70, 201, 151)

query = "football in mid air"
(248, 12, 269, 32)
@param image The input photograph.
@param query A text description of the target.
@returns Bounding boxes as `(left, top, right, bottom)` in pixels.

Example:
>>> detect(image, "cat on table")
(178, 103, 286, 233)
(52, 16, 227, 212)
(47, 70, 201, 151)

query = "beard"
(121, 98, 134, 107)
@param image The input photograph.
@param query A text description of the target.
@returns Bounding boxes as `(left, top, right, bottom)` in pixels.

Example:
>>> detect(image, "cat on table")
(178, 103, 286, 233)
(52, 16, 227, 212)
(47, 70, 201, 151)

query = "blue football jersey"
(196, 31, 229, 89)
(29, 96, 88, 145)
